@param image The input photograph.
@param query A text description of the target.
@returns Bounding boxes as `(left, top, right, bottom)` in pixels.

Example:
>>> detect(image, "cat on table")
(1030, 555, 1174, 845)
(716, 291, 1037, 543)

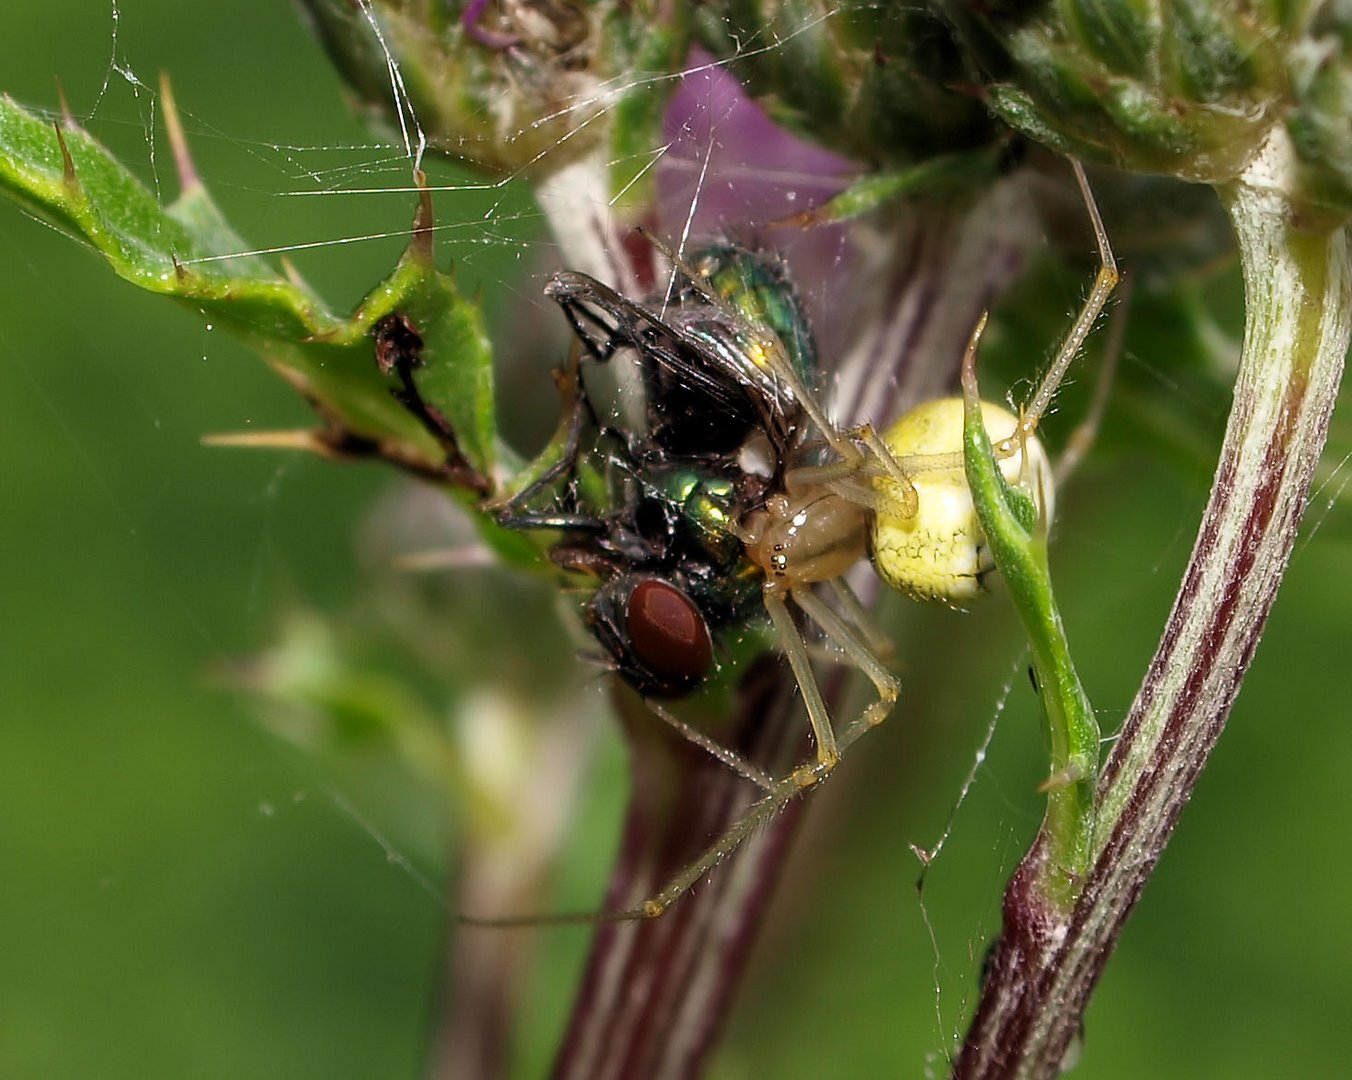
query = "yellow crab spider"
(468, 160, 1118, 926)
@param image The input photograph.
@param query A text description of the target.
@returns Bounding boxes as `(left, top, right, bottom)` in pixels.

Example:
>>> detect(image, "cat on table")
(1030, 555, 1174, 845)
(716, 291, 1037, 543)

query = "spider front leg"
(996, 158, 1119, 458)
(866, 161, 1120, 606)
(455, 768, 818, 924)
(611, 752, 841, 920)
(790, 584, 900, 743)
(762, 585, 840, 769)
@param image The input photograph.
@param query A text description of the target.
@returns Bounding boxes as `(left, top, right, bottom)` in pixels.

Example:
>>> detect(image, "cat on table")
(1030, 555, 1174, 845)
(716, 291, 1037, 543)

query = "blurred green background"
(3, 4, 1351, 1078)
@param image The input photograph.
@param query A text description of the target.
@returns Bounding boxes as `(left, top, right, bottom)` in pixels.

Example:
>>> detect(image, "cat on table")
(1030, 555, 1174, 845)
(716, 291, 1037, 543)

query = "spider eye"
(625, 578, 714, 687)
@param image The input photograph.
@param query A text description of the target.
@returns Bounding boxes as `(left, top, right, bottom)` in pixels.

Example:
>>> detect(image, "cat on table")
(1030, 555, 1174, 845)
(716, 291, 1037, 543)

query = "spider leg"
(763, 586, 839, 768)
(643, 699, 776, 792)
(1053, 273, 1132, 486)
(828, 577, 893, 660)
(614, 759, 834, 920)
(456, 708, 835, 928)
(791, 586, 899, 744)
(998, 159, 1120, 457)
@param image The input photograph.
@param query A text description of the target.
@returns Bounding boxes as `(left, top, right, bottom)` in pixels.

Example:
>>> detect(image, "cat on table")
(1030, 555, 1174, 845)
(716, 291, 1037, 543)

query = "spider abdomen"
(871, 398, 1054, 606)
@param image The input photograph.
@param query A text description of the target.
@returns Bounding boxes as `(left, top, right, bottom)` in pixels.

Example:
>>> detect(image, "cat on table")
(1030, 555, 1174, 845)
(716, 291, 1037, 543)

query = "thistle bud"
(945, 0, 1352, 220)
(296, 0, 687, 182)
(1287, 7, 1352, 219)
(946, 0, 1283, 181)
(695, 3, 996, 167)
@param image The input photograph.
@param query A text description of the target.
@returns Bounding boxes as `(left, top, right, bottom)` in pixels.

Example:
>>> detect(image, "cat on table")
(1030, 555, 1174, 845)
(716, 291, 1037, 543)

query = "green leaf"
(960, 325, 1100, 907)
(0, 90, 497, 489)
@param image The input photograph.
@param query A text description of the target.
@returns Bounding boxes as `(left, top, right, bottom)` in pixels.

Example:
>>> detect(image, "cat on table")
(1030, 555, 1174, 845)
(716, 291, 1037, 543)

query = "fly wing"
(660, 308, 801, 458)
(545, 270, 802, 462)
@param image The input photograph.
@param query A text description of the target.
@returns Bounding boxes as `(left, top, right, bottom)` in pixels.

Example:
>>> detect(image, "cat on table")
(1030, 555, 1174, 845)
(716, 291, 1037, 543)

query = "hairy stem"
(955, 129, 1351, 1078)
(548, 669, 807, 1080)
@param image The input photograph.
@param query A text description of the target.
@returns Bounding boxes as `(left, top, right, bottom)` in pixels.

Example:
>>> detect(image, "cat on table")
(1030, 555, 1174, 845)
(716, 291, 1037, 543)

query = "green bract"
(694, 1, 996, 167)
(945, 0, 1352, 218)
(297, 0, 688, 205)
(944, 0, 1281, 181)
(961, 355, 1099, 908)
(1287, 6, 1352, 218)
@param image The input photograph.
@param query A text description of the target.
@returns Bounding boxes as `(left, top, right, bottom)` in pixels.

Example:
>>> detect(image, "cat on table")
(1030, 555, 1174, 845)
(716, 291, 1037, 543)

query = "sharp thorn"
(54, 77, 75, 129)
(392, 546, 497, 572)
(52, 122, 77, 190)
(279, 255, 312, 292)
(159, 71, 200, 193)
(411, 168, 434, 264)
(202, 429, 338, 457)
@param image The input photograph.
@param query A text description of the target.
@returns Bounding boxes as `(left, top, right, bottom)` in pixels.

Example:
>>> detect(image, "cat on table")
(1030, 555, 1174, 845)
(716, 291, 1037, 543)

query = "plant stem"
(955, 128, 1350, 1078)
(548, 669, 808, 1080)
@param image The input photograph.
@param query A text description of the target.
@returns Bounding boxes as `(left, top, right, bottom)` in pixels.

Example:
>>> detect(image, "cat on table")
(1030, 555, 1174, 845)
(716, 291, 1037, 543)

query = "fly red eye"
(625, 579, 713, 686)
